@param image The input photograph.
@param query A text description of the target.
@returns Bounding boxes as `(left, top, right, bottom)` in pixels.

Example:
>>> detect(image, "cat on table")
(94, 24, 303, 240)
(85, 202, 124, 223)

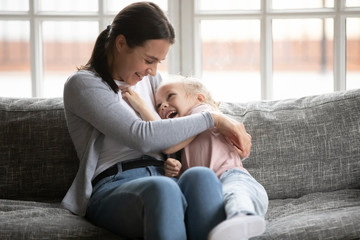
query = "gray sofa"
(1, 88, 360, 239)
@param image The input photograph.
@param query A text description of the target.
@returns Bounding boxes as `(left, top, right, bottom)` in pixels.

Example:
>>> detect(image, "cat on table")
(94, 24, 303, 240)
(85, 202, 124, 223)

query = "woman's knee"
(140, 177, 186, 207)
(179, 167, 219, 186)
(143, 177, 180, 194)
(178, 167, 222, 195)
(87, 177, 187, 235)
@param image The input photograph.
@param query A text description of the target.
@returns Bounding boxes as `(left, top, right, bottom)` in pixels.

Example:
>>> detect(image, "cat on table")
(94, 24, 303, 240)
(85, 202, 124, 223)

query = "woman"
(61, 2, 252, 240)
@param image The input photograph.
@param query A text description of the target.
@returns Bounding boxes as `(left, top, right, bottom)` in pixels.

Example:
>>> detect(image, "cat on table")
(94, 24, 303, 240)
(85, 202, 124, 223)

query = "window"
(346, 17, 360, 89)
(0, 0, 169, 98)
(272, 18, 334, 100)
(1, 0, 360, 101)
(185, 0, 360, 101)
(0, 21, 31, 97)
(200, 19, 261, 102)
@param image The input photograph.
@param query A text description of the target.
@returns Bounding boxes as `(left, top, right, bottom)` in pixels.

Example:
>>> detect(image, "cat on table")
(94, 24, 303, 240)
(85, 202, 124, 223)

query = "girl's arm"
(122, 87, 158, 121)
(123, 87, 195, 154)
(164, 158, 182, 177)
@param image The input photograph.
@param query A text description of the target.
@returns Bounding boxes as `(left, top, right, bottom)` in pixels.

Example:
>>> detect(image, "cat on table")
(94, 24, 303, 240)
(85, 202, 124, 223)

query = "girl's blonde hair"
(159, 75, 220, 111)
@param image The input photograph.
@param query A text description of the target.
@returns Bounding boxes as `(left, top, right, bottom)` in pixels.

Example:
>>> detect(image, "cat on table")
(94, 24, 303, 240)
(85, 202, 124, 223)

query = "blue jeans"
(86, 166, 225, 240)
(220, 168, 269, 218)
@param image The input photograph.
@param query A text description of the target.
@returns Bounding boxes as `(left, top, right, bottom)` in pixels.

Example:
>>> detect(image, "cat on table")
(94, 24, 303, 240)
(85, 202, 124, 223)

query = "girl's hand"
(121, 87, 158, 121)
(164, 158, 182, 177)
(121, 87, 145, 113)
(211, 112, 252, 159)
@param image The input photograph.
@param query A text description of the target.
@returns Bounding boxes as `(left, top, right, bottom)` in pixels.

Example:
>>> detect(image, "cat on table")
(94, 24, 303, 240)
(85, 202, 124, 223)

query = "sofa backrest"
(2, 89, 360, 202)
(220, 89, 360, 200)
(0, 97, 78, 202)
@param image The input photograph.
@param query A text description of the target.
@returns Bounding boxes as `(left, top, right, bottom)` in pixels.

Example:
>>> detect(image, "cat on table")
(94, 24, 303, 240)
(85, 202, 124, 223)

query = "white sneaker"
(208, 215, 266, 240)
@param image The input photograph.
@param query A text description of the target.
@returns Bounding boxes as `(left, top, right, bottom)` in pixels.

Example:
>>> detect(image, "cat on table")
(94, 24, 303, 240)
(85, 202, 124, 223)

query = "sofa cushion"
(0, 199, 120, 240)
(254, 189, 360, 240)
(220, 89, 360, 200)
(0, 97, 78, 202)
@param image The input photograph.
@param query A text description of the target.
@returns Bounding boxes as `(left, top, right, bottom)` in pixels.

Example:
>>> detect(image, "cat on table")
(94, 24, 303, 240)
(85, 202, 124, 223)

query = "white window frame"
(178, 0, 360, 100)
(1, 0, 360, 99)
(1, 0, 110, 96)
(0, 0, 180, 97)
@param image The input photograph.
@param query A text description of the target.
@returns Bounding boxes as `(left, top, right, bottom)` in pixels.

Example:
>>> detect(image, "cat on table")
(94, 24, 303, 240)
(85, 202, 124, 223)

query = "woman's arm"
(210, 111, 252, 159)
(123, 87, 195, 154)
(123, 87, 251, 158)
(64, 72, 212, 154)
(65, 71, 251, 158)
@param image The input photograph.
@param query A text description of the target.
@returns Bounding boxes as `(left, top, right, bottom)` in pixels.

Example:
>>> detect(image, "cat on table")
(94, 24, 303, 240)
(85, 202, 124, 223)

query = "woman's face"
(112, 36, 171, 86)
(155, 82, 201, 119)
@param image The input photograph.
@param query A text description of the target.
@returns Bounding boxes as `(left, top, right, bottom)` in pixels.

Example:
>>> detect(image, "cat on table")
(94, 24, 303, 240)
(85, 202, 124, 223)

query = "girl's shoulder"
(188, 104, 214, 115)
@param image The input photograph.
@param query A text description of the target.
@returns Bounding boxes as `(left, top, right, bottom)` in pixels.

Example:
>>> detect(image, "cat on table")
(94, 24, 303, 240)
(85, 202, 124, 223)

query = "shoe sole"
(208, 215, 266, 240)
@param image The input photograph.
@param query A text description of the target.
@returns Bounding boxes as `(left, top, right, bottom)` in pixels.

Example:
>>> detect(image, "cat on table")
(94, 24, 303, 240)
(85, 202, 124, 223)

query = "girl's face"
(112, 36, 171, 86)
(155, 83, 202, 119)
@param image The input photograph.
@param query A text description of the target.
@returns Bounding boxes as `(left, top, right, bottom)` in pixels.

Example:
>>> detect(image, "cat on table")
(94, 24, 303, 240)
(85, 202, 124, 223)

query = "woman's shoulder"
(148, 72, 163, 89)
(65, 70, 108, 90)
(63, 70, 115, 103)
(66, 70, 98, 84)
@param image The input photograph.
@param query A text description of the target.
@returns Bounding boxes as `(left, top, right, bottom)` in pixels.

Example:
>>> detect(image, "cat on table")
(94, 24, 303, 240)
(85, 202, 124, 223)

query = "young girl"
(124, 76, 269, 240)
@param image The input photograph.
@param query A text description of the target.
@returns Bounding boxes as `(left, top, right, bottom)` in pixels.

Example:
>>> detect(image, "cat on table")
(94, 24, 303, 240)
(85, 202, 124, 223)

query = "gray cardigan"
(61, 71, 214, 216)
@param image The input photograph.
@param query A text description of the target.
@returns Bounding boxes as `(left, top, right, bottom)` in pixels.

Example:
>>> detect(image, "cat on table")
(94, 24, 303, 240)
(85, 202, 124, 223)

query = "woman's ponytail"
(79, 26, 119, 93)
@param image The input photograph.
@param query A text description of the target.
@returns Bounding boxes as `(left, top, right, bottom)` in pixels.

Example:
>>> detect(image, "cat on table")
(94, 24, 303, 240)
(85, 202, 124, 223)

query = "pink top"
(181, 104, 248, 178)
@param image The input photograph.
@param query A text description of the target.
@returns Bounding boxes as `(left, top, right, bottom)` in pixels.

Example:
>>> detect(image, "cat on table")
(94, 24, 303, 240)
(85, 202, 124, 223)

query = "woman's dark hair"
(79, 2, 175, 93)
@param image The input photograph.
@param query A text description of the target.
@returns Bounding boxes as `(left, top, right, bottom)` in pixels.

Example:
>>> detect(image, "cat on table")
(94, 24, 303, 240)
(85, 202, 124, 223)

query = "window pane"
(272, 0, 334, 9)
(273, 19, 334, 99)
(38, 0, 98, 12)
(105, 0, 168, 13)
(346, 18, 360, 90)
(197, 0, 260, 11)
(200, 20, 260, 102)
(0, 0, 28, 11)
(0, 21, 31, 97)
(42, 21, 99, 97)
(346, 0, 360, 7)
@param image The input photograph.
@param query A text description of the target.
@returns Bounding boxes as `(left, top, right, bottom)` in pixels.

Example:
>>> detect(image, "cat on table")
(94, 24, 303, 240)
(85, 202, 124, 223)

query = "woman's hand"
(211, 112, 252, 159)
(164, 158, 182, 177)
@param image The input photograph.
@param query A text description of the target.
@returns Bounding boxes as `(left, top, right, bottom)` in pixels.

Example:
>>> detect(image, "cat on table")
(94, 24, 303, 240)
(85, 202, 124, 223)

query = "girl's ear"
(197, 93, 206, 103)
